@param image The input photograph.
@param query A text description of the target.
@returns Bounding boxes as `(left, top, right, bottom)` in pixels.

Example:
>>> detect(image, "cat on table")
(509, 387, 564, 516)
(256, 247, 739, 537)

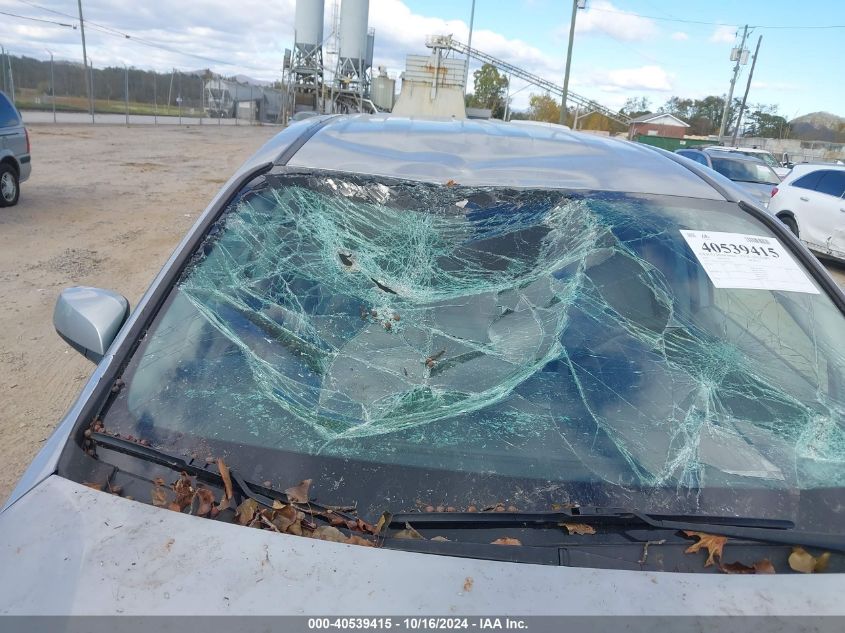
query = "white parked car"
(768, 164, 845, 261)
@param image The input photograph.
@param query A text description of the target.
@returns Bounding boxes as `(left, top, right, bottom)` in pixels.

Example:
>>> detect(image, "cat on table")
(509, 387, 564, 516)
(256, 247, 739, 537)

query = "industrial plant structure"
(204, 78, 285, 122)
(286, 0, 382, 119)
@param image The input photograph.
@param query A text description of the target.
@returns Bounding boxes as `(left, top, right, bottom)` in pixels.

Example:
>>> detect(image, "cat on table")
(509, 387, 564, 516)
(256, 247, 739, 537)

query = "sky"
(1, 0, 843, 118)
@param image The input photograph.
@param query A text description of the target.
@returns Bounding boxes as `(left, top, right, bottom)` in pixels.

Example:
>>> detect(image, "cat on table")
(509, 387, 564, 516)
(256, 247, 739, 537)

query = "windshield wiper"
(390, 507, 845, 553)
(89, 432, 358, 520)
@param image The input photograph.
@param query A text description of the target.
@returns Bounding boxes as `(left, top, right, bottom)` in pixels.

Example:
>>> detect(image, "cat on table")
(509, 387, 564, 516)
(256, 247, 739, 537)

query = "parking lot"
(0, 124, 278, 500)
(0, 123, 844, 503)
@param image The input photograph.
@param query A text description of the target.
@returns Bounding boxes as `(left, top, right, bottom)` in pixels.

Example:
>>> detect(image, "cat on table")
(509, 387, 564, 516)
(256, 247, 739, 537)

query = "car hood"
(0, 476, 842, 616)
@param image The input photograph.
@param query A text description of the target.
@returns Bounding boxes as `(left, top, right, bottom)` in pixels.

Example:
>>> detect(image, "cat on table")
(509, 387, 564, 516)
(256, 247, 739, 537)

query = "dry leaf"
(788, 547, 830, 573)
(217, 458, 234, 501)
(151, 482, 168, 508)
(431, 536, 450, 542)
(463, 577, 473, 592)
(235, 498, 259, 526)
(194, 488, 215, 516)
(491, 537, 522, 546)
(312, 526, 349, 543)
(82, 482, 103, 491)
(284, 479, 312, 504)
(445, 179, 458, 187)
(683, 531, 727, 567)
(394, 522, 424, 540)
(172, 472, 194, 510)
(720, 559, 776, 574)
(561, 522, 596, 535)
(274, 505, 300, 532)
(346, 534, 375, 547)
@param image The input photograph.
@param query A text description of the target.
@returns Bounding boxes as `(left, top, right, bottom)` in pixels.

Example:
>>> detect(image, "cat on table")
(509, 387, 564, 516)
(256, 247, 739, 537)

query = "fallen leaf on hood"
(235, 498, 259, 526)
(312, 526, 349, 543)
(194, 488, 216, 516)
(346, 534, 375, 547)
(561, 522, 596, 535)
(82, 482, 103, 491)
(720, 559, 776, 574)
(172, 472, 195, 510)
(431, 536, 450, 542)
(272, 504, 300, 532)
(491, 537, 522, 546)
(683, 531, 727, 567)
(217, 458, 234, 501)
(284, 479, 312, 504)
(151, 481, 169, 508)
(394, 522, 424, 540)
(788, 547, 830, 573)
(463, 577, 473, 592)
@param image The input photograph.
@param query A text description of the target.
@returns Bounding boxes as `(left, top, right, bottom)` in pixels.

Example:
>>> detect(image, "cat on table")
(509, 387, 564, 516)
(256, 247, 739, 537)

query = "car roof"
(785, 162, 845, 179)
(709, 146, 772, 154)
(285, 115, 726, 200)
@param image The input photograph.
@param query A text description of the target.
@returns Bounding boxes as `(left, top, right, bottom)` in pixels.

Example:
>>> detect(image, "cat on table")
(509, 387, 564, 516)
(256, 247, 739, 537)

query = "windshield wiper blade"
(90, 432, 357, 521)
(389, 507, 845, 553)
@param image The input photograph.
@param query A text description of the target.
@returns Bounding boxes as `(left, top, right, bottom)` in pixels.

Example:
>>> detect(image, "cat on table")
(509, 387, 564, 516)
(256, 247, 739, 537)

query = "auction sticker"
(680, 230, 819, 294)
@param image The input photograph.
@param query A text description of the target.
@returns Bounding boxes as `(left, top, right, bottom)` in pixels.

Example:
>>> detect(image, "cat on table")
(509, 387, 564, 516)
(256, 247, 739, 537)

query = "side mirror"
(53, 287, 129, 362)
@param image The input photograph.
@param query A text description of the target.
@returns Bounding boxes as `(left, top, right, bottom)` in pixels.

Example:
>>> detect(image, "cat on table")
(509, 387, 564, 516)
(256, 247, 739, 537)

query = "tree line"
(1, 54, 245, 107)
(464, 63, 794, 139)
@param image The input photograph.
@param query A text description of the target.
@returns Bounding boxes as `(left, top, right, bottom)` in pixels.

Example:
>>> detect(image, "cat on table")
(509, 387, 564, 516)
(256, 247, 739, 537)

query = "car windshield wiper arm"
(390, 507, 845, 553)
(90, 432, 357, 520)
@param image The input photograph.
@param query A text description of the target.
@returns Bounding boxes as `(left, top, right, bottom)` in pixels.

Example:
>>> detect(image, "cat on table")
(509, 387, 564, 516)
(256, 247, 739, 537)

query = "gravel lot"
(1, 124, 844, 503)
(0, 124, 278, 502)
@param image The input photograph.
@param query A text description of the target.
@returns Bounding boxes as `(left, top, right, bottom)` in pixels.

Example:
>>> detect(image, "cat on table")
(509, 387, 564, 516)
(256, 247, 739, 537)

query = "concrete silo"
(338, 0, 369, 74)
(332, 0, 376, 111)
(291, 0, 326, 114)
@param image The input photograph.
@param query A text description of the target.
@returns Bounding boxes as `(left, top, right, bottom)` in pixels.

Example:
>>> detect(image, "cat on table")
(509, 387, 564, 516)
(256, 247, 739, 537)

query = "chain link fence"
(0, 50, 285, 126)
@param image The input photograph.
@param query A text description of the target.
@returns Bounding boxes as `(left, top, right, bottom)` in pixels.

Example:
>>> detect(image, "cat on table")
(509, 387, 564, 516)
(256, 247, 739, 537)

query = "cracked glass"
(105, 171, 845, 523)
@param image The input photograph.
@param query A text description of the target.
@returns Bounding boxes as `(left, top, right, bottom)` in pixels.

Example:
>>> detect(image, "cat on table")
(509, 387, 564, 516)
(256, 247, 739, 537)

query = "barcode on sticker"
(745, 236, 771, 245)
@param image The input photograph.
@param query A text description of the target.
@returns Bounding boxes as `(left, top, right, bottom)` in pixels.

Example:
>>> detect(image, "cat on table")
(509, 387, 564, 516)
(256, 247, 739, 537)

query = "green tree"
(620, 96, 651, 119)
(468, 64, 509, 119)
(527, 93, 560, 123)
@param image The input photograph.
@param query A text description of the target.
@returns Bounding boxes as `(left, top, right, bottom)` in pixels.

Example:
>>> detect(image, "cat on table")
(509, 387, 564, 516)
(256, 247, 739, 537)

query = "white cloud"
(671, 32, 689, 41)
(710, 25, 737, 44)
(751, 80, 801, 91)
(571, 0, 659, 42)
(578, 65, 673, 93)
(0, 0, 671, 113)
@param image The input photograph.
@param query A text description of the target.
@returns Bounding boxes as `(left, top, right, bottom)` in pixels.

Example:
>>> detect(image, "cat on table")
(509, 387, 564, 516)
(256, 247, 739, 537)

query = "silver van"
(0, 90, 30, 207)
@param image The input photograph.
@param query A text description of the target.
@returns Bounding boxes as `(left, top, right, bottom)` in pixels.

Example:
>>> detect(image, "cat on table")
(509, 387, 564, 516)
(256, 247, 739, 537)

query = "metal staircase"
(426, 35, 631, 126)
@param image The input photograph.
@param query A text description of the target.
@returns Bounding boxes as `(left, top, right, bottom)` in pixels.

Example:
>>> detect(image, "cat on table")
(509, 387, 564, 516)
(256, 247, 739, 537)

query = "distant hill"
(789, 111, 845, 143)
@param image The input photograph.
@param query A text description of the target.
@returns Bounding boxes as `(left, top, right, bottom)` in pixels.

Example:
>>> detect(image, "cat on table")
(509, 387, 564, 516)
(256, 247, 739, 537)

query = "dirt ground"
(1, 124, 845, 504)
(0, 124, 278, 502)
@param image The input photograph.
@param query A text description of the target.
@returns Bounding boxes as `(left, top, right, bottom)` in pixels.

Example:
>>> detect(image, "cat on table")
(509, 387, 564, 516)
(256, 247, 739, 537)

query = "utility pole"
(717, 24, 748, 142)
(731, 35, 762, 146)
(560, 0, 585, 125)
(77, 0, 94, 123)
(46, 49, 56, 123)
(464, 0, 476, 95)
(1, 44, 7, 94)
(124, 63, 129, 126)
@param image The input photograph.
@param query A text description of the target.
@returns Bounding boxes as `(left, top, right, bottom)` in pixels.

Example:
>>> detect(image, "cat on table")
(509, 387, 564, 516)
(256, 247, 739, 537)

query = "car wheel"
(0, 163, 20, 207)
(779, 215, 798, 237)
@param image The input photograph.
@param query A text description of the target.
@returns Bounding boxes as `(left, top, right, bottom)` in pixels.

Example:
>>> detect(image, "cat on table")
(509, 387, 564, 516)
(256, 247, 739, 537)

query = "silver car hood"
(0, 476, 842, 615)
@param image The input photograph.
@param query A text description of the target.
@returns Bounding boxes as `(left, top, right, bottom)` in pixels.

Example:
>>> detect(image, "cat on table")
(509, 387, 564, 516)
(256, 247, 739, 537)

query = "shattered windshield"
(103, 171, 845, 526)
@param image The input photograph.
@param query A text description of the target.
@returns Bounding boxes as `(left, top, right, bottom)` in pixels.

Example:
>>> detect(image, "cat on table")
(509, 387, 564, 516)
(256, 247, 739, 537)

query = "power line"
(14, 0, 267, 70)
(0, 9, 76, 28)
(587, 6, 845, 30)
